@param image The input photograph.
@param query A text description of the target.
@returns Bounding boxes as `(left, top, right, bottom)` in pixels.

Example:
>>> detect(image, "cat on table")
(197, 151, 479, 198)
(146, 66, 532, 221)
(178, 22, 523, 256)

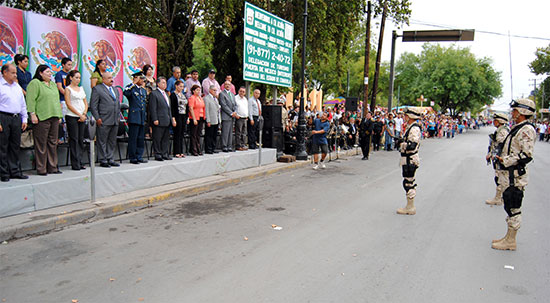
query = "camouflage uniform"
(498, 120, 536, 230)
(492, 98, 536, 251)
(396, 107, 423, 215)
(486, 121, 510, 205)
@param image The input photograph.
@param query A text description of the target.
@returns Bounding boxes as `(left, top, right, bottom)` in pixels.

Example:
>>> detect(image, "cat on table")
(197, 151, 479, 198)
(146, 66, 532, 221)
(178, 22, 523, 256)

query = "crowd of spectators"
(2, 53, 547, 183)
(278, 102, 487, 156)
(0, 56, 266, 181)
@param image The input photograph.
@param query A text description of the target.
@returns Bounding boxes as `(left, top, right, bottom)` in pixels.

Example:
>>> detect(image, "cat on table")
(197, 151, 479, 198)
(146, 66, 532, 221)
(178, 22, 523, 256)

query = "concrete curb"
(0, 159, 318, 242)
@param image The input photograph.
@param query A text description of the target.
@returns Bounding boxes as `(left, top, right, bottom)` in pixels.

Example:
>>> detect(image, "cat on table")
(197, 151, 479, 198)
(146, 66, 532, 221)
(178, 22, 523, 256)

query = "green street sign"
(243, 2, 294, 87)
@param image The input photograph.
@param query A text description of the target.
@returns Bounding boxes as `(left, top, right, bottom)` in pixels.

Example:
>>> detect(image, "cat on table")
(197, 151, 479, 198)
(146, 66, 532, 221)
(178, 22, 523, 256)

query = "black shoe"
(222, 149, 229, 153)
(100, 162, 111, 168)
(108, 161, 120, 167)
(80, 165, 86, 169)
(11, 174, 29, 179)
(1, 177, 9, 182)
(51, 170, 63, 174)
(72, 167, 81, 171)
(206, 151, 214, 154)
(362, 157, 368, 160)
(155, 157, 164, 161)
(38, 172, 48, 176)
(213, 150, 219, 154)
(130, 160, 140, 164)
(163, 156, 173, 160)
(138, 159, 148, 163)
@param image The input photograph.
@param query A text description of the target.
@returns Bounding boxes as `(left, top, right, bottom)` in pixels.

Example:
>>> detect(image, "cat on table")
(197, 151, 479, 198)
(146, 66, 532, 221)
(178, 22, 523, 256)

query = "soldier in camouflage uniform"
(485, 113, 510, 205)
(396, 107, 423, 215)
(492, 98, 536, 251)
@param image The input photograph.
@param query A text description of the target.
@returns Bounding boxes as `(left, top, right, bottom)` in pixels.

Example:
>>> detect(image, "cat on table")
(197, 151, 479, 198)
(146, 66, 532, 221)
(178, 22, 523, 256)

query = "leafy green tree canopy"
(395, 44, 502, 115)
(529, 44, 550, 75)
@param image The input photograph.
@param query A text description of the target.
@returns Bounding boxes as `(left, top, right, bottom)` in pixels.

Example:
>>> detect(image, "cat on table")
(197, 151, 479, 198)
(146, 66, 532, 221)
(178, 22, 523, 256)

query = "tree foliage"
(395, 44, 502, 115)
(4, 0, 200, 77)
(529, 44, 550, 75)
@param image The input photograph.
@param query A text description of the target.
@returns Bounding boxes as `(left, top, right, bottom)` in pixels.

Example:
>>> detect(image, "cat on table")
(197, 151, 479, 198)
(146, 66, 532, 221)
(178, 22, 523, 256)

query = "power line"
(389, 18, 550, 41)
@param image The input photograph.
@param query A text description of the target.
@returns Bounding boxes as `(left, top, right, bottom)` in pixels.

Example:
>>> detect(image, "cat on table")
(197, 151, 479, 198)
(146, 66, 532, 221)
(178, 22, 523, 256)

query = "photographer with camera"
(311, 111, 330, 170)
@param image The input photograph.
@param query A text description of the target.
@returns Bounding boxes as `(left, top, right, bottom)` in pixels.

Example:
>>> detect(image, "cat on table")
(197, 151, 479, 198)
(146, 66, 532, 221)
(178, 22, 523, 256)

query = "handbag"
(20, 129, 34, 148)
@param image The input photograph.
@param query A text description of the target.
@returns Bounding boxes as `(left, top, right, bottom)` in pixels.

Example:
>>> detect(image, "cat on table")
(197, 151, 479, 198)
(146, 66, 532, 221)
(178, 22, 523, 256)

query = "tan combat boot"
(397, 197, 416, 215)
(492, 228, 510, 243)
(491, 228, 517, 251)
(485, 187, 504, 205)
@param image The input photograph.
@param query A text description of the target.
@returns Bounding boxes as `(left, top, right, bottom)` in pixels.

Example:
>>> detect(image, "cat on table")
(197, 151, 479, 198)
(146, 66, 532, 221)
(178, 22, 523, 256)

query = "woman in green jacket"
(26, 64, 63, 175)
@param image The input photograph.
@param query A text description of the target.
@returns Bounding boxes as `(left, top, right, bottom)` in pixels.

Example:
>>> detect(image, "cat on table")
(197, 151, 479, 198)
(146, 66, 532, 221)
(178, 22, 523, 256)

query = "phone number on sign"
(247, 44, 291, 65)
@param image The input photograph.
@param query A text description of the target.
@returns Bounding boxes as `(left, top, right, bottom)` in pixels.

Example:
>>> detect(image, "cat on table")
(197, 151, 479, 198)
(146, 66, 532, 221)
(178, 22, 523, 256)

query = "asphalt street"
(1, 126, 549, 303)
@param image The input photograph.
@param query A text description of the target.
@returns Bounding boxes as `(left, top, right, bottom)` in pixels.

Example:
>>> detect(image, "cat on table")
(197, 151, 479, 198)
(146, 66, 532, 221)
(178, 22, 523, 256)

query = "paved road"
(1, 127, 549, 303)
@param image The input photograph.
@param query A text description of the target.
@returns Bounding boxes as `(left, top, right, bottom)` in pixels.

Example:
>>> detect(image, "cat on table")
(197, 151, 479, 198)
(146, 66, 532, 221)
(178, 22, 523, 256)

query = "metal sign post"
(258, 116, 264, 167)
(90, 139, 96, 202)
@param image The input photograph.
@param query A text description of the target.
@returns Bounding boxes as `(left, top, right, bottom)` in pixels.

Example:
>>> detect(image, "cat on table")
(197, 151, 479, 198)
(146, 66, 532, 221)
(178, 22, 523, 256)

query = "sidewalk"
(0, 148, 360, 242)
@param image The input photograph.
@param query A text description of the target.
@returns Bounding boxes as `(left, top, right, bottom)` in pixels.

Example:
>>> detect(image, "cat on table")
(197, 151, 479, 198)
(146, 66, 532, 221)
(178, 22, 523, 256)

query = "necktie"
(108, 87, 116, 99)
(256, 99, 262, 116)
(161, 90, 169, 105)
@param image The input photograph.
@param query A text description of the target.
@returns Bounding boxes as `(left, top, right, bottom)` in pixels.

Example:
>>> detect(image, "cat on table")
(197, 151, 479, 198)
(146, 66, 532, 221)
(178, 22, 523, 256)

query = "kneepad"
(402, 164, 417, 178)
(502, 186, 523, 217)
(402, 179, 417, 192)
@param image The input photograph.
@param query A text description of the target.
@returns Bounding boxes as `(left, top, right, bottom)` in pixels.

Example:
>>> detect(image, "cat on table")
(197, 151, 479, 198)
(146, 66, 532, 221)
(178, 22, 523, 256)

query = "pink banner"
(79, 23, 123, 99)
(0, 6, 24, 66)
(123, 32, 157, 87)
(26, 11, 78, 75)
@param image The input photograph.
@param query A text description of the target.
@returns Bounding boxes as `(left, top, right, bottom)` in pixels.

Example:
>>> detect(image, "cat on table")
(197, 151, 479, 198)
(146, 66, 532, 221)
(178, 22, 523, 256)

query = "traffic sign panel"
(243, 2, 294, 87)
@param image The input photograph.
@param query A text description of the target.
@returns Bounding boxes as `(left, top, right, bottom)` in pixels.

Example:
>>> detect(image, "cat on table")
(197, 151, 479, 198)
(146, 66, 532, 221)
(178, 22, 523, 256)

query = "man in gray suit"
(218, 81, 237, 152)
(204, 85, 221, 154)
(149, 77, 176, 161)
(90, 72, 121, 167)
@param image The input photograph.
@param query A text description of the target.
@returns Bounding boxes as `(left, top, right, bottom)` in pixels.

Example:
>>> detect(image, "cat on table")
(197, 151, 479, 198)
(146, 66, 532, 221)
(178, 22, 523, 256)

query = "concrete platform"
(0, 148, 277, 218)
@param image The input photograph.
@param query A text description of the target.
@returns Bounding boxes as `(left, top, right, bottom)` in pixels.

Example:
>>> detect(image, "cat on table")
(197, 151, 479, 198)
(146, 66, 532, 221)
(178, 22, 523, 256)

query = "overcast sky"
(375, 0, 550, 109)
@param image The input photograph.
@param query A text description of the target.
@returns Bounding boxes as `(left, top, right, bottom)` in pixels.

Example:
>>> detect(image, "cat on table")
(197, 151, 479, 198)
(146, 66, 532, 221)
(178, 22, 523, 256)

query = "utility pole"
(369, 2, 387, 113)
(362, 0, 372, 118)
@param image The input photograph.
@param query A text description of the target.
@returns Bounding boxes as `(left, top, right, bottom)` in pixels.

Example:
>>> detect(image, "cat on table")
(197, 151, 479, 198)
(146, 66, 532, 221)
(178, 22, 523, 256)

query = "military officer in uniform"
(492, 98, 536, 251)
(396, 107, 423, 215)
(359, 111, 373, 160)
(123, 71, 148, 164)
(485, 113, 510, 205)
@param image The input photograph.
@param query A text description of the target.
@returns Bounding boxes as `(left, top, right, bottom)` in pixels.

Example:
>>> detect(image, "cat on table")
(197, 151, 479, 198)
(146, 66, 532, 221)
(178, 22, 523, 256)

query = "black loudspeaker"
(345, 97, 359, 112)
(262, 105, 282, 128)
(262, 127, 283, 152)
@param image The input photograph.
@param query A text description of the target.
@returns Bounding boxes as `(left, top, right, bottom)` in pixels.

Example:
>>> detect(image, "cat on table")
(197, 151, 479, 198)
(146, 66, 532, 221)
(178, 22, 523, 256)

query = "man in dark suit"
(359, 112, 374, 160)
(90, 72, 121, 167)
(218, 81, 237, 152)
(346, 117, 358, 149)
(123, 71, 148, 164)
(149, 77, 176, 161)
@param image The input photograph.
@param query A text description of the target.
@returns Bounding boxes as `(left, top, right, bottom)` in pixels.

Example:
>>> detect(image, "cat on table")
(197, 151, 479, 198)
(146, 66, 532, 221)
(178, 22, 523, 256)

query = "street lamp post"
(295, 0, 308, 160)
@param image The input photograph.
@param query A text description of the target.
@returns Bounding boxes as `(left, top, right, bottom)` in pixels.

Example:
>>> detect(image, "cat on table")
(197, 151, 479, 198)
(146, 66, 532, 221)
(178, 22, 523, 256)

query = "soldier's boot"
(485, 187, 504, 205)
(397, 197, 416, 215)
(492, 228, 510, 243)
(491, 228, 517, 251)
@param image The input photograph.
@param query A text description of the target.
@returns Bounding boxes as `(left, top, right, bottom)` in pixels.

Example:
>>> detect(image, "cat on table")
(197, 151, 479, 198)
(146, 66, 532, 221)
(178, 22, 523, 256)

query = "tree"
(395, 44, 502, 115)
(529, 44, 550, 75)
(4, 0, 201, 77)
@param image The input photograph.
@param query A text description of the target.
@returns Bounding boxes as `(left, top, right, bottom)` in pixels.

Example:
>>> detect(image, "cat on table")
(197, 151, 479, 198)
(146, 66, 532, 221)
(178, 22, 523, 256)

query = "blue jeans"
(384, 132, 393, 150)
